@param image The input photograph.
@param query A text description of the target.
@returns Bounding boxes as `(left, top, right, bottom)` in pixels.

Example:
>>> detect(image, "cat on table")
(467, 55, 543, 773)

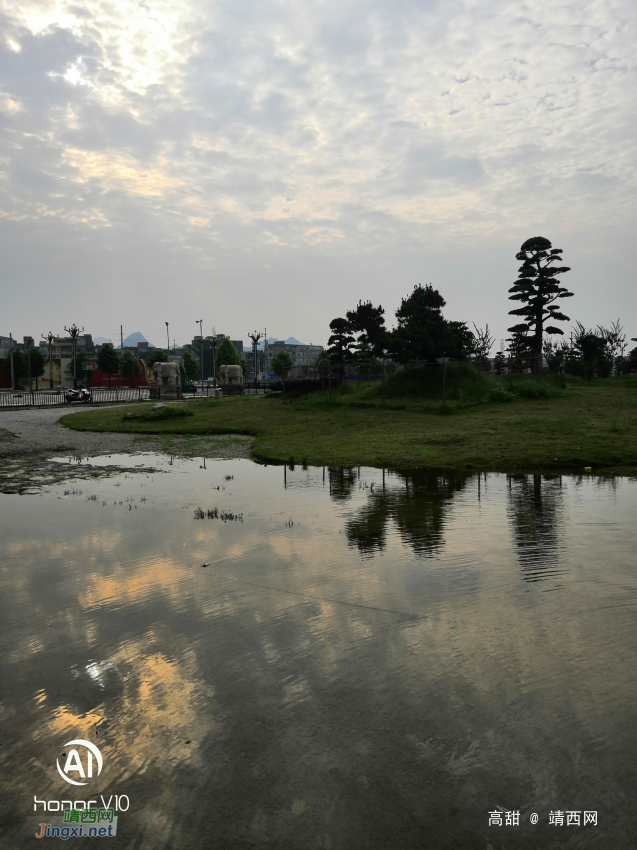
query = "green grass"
(60, 373, 637, 473)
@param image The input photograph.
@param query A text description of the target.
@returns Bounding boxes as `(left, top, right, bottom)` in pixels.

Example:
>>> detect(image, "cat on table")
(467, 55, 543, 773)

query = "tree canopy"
(28, 348, 46, 385)
(215, 338, 241, 374)
(120, 350, 141, 384)
(326, 318, 355, 372)
(181, 349, 199, 380)
(146, 349, 168, 370)
(508, 236, 573, 373)
(96, 344, 121, 388)
(3, 349, 26, 387)
(271, 349, 293, 379)
(346, 301, 387, 358)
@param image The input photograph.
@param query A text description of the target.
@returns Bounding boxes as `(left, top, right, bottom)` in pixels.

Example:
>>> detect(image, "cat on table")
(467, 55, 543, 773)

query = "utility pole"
(165, 322, 170, 358)
(120, 325, 124, 352)
(25, 337, 33, 392)
(264, 328, 269, 379)
(196, 319, 203, 386)
(64, 325, 83, 390)
(9, 333, 15, 391)
(248, 331, 262, 392)
(42, 332, 55, 389)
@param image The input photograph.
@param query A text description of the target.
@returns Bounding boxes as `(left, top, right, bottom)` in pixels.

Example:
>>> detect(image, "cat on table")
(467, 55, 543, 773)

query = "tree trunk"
(382, 360, 385, 407)
(478, 356, 482, 403)
(442, 358, 446, 402)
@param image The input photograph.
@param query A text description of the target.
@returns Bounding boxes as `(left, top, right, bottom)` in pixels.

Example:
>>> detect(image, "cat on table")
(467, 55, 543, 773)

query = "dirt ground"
(0, 405, 254, 493)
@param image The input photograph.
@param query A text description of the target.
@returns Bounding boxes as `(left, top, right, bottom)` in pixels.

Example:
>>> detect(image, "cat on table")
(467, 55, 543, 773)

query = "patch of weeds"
(488, 385, 517, 403)
(124, 406, 194, 422)
(436, 402, 453, 415)
(194, 506, 243, 522)
(515, 381, 561, 399)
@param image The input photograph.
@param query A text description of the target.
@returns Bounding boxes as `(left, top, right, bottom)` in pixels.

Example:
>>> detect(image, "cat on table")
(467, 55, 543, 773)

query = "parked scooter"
(64, 388, 93, 403)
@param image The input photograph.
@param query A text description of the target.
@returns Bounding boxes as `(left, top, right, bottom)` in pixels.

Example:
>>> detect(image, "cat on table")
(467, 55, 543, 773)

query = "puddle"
(1, 458, 636, 848)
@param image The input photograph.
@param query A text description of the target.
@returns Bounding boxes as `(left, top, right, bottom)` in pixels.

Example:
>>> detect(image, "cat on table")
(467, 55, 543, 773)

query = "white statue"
(152, 361, 182, 396)
(219, 364, 244, 385)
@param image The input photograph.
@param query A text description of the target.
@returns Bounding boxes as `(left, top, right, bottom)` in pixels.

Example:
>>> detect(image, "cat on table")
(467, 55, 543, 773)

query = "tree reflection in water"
(331, 467, 469, 557)
(506, 474, 566, 582)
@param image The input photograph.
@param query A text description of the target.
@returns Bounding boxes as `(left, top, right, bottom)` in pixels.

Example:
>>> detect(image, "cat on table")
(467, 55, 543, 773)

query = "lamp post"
(42, 332, 55, 389)
(64, 325, 83, 390)
(206, 336, 218, 387)
(196, 319, 204, 387)
(248, 331, 262, 393)
(25, 337, 33, 392)
(165, 322, 170, 357)
(8, 333, 14, 391)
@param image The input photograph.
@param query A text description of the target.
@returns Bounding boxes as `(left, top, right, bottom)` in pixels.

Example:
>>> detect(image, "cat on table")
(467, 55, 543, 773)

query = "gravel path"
(0, 406, 137, 457)
(0, 405, 254, 460)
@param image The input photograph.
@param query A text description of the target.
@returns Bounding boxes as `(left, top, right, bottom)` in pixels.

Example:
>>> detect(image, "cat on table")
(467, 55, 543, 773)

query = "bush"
(488, 384, 516, 403)
(515, 381, 560, 399)
(124, 405, 194, 422)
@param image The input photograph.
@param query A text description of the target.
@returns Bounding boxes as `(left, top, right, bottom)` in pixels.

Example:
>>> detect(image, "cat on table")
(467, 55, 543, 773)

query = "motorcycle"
(64, 388, 93, 403)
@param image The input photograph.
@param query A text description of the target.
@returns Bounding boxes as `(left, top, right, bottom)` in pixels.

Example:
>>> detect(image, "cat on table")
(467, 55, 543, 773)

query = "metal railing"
(0, 387, 152, 408)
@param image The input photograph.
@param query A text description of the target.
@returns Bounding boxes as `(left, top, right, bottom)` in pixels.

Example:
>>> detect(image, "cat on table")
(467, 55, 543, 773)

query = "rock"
(152, 403, 167, 411)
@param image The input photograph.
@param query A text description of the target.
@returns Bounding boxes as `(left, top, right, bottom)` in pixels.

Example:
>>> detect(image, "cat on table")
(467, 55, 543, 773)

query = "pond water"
(1, 455, 636, 848)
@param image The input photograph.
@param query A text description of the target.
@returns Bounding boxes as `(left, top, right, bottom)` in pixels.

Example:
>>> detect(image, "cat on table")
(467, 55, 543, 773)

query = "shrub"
(515, 381, 560, 399)
(124, 405, 194, 422)
(488, 384, 516, 403)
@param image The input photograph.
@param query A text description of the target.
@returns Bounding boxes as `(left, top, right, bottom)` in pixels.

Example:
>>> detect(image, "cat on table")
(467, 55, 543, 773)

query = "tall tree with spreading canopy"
(508, 237, 573, 375)
(4, 349, 27, 388)
(181, 349, 199, 381)
(96, 344, 121, 388)
(346, 301, 387, 357)
(28, 348, 45, 390)
(390, 284, 447, 362)
(271, 349, 293, 398)
(215, 338, 241, 375)
(326, 318, 355, 376)
(120, 350, 141, 386)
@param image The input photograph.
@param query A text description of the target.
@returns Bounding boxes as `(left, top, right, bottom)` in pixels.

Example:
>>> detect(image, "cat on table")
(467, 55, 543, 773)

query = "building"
(268, 341, 324, 369)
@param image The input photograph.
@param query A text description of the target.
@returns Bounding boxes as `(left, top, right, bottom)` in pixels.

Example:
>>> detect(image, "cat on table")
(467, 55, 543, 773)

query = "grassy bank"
(60, 373, 637, 472)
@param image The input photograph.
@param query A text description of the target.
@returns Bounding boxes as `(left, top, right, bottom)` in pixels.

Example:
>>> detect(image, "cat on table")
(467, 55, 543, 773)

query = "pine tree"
(508, 236, 573, 375)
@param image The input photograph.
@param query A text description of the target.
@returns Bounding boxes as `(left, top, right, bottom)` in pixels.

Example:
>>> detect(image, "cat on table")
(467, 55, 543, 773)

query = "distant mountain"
(284, 337, 304, 345)
(93, 337, 111, 345)
(123, 331, 155, 348)
(256, 336, 278, 350)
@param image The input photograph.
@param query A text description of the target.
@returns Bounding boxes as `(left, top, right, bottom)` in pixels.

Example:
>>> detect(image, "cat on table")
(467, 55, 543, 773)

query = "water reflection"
(343, 468, 469, 557)
(1, 456, 636, 849)
(507, 474, 566, 583)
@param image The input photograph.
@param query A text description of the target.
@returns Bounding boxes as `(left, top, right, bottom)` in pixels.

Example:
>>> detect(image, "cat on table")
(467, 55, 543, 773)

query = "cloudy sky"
(1, 0, 635, 348)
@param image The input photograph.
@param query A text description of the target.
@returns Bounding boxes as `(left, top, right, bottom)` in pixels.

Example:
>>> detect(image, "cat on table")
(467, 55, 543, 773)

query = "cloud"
(0, 0, 635, 343)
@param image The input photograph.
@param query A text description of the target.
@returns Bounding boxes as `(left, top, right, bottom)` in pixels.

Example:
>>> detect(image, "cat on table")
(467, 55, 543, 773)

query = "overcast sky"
(1, 0, 635, 348)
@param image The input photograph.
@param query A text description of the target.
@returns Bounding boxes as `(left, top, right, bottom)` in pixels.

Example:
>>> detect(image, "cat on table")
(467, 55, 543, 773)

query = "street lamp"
(41, 332, 56, 389)
(196, 319, 203, 387)
(248, 330, 262, 392)
(64, 324, 84, 390)
(165, 322, 169, 357)
(206, 335, 218, 387)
